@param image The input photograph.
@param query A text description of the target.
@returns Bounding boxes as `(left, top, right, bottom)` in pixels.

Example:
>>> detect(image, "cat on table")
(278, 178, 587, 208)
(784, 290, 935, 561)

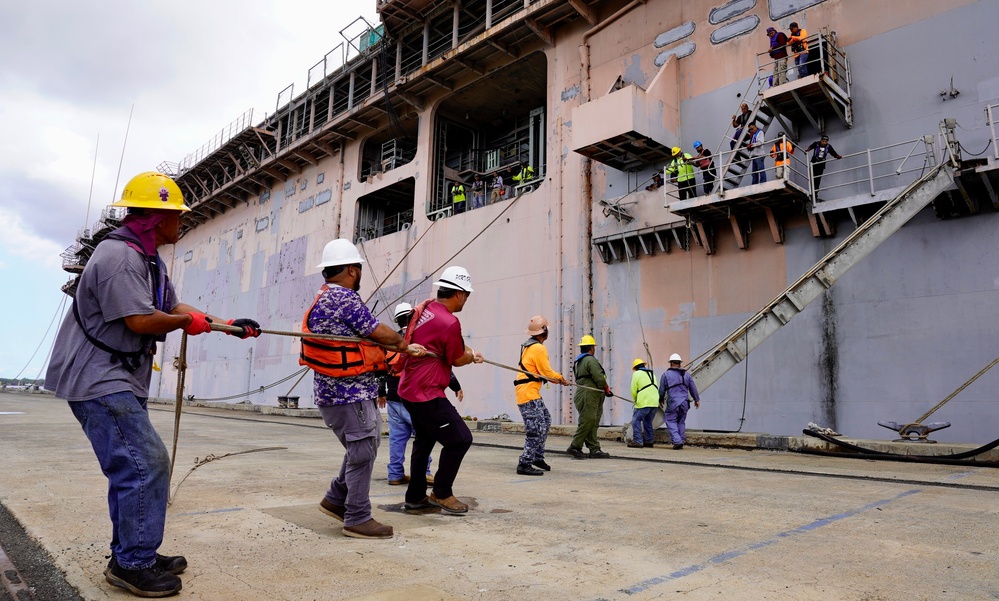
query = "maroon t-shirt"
(398, 301, 466, 402)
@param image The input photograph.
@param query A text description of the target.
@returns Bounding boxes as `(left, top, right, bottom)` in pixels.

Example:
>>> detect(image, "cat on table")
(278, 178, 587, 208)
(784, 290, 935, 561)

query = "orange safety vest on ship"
(298, 285, 388, 377)
(770, 140, 794, 166)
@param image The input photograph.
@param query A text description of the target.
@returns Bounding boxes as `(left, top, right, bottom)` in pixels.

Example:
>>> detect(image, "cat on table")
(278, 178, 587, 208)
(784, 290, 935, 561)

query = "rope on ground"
(802, 429, 999, 465)
(169, 447, 287, 504)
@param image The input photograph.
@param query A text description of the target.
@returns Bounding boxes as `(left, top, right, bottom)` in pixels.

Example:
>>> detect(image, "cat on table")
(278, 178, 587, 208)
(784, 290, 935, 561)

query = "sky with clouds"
(0, 0, 379, 379)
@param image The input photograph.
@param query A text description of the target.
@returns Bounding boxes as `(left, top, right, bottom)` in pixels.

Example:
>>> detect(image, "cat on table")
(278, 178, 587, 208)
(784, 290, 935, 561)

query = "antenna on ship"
(84, 134, 100, 227)
(110, 103, 135, 204)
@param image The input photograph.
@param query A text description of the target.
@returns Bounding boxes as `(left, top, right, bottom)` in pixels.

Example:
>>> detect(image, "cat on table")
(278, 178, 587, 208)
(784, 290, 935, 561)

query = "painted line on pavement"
(173, 507, 244, 517)
(611, 488, 921, 597)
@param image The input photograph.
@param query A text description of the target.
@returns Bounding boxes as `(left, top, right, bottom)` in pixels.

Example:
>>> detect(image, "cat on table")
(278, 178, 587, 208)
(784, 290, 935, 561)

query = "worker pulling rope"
(206, 321, 636, 403)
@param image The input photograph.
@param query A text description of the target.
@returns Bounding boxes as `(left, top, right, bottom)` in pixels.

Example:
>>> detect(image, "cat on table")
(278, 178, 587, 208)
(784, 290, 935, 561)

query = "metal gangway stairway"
(686, 121, 960, 394)
(715, 29, 851, 193)
(716, 90, 781, 192)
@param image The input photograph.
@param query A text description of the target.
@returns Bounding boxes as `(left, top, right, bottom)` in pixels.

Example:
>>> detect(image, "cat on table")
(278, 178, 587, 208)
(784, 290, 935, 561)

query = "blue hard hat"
(693, 140, 703, 148)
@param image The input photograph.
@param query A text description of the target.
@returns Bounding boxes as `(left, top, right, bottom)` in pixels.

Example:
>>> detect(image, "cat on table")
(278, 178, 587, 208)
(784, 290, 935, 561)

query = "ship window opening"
(355, 177, 415, 242)
(428, 52, 547, 219)
(359, 118, 418, 181)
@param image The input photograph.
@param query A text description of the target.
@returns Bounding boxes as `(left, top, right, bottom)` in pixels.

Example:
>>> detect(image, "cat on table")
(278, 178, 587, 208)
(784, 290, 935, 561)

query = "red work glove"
(227, 318, 261, 339)
(184, 312, 212, 335)
(604, 385, 614, 398)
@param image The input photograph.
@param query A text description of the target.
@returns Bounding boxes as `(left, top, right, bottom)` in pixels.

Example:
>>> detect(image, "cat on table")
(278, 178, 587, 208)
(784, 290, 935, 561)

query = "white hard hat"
(316, 239, 364, 269)
(525, 315, 549, 335)
(433, 265, 474, 292)
(393, 302, 413, 319)
(669, 353, 682, 362)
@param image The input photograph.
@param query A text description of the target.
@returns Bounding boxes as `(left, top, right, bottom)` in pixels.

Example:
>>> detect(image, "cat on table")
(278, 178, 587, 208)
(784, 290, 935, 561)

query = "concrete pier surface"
(1, 392, 997, 601)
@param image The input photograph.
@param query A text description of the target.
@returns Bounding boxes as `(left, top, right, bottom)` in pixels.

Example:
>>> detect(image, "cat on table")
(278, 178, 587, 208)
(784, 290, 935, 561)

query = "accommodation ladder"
(687, 122, 961, 397)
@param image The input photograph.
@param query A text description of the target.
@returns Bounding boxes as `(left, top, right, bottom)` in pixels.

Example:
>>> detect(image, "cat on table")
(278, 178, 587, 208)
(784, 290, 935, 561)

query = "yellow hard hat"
(578, 334, 597, 346)
(632, 358, 646, 369)
(111, 172, 191, 212)
(671, 146, 681, 156)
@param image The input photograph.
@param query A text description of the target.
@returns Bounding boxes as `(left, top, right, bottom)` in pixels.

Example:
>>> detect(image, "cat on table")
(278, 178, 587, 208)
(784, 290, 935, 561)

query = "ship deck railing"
(754, 30, 849, 100)
(664, 134, 811, 218)
(986, 102, 999, 163)
(665, 131, 943, 221)
(810, 134, 939, 214)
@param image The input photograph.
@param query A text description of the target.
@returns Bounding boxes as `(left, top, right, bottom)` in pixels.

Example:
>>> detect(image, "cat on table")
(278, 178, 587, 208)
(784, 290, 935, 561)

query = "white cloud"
(0, 208, 65, 270)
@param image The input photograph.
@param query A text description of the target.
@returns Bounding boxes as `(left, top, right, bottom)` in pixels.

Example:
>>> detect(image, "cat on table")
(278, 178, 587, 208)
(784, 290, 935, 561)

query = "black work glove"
(227, 318, 261, 339)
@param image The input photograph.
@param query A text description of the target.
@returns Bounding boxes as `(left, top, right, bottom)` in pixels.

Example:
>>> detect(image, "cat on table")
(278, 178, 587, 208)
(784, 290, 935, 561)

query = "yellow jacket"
(630, 368, 659, 409)
(514, 340, 563, 404)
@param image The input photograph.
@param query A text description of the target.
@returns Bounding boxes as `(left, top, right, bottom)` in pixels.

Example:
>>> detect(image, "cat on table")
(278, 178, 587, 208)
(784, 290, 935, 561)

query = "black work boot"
(532, 459, 552, 471)
(155, 554, 187, 575)
(105, 557, 182, 597)
(517, 463, 544, 476)
(107, 555, 187, 576)
(589, 449, 611, 458)
(566, 445, 587, 459)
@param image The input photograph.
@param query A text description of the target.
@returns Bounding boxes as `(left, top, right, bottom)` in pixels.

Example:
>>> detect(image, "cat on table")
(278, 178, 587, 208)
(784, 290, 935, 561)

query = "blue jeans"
(631, 406, 657, 444)
(795, 53, 808, 78)
(664, 400, 690, 445)
(751, 157, 767, 184)
(386, 401, 431, 481)
(69, 392, 170, 570)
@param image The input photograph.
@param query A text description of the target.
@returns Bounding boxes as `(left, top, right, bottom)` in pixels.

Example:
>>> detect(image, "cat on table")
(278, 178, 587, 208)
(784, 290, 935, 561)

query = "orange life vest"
(298, 285, 388, 377)
(385, 348, 404, 375)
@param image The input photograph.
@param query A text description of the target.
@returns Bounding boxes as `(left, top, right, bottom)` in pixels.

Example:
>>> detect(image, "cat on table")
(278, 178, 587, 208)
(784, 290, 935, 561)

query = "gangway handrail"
(754, 29, 848, 94)
(687, 126, 959, 406)
(986, 102, 999, 161)
(809, 135, 937, 202)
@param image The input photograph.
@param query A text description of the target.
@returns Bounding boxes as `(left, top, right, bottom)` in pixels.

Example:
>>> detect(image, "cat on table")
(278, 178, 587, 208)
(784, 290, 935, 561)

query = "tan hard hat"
(526, 315, 549, 335)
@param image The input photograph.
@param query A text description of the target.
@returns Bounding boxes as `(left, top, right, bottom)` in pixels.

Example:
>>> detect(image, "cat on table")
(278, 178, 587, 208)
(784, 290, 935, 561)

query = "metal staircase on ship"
(686, 121, 961, 395)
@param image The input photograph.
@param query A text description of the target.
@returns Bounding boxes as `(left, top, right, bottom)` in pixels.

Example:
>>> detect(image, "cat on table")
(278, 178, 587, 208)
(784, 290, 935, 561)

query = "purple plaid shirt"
(307, 284, 381, 406)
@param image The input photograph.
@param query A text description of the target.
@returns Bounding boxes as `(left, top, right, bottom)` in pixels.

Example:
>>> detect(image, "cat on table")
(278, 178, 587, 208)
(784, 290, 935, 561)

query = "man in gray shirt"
(46, 172, 261, 597)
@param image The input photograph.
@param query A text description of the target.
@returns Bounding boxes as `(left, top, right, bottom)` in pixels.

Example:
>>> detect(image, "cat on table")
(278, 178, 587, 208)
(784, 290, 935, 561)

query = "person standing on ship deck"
(513, 316, 569, 476)
(490, 172, 505, 204)
(45, 172, 262, 598)
(731, 103, 750, 150)
(788, 22, 809, 79)
(805, 134, 843, 199)
(766, 26, 789, 87)
(302, 238, 426, 540)
(471, 174, 485, 209)
(746, 123, 768, 185)
(771, 135, 794, 180)
(692, 141, 716, 195)
(450, 180, 467, 214)
(398, 266, 484, 514)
